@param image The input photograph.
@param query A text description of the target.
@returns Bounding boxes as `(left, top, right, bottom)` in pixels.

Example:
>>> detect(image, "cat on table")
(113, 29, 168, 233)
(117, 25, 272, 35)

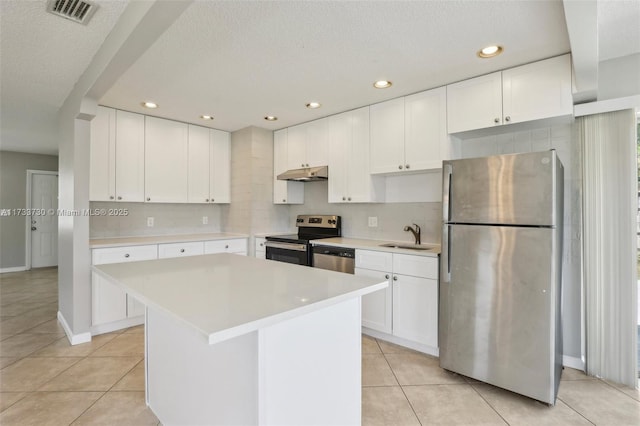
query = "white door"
(31, 173, 58, 268)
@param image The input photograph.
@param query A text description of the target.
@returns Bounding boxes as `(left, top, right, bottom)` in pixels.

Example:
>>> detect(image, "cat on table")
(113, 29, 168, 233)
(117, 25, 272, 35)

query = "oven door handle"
(264, 241, 307, 252)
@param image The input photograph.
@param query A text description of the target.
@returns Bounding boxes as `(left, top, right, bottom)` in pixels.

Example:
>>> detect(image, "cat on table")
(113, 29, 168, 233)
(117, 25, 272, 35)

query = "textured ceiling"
(598, 0, 640, 61)
(2, 0, 638, 155)
(99, 0, 571, 133)
(0, 0, 128, 155)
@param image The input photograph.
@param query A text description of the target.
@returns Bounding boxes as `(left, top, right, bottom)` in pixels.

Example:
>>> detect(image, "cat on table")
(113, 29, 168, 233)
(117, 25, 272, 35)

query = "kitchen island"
(92, 253, 387, 426)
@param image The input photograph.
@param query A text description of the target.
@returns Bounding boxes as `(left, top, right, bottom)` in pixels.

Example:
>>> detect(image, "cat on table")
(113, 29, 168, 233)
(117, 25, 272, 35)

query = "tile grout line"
(597, 377, 640, 403)
(466, 382, 511, 426)
(376, 338, 423, 426)
(555, 395, 597, 425)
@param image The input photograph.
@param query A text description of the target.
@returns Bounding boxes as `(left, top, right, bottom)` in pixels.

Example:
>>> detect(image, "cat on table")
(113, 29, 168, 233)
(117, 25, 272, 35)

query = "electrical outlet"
(147, 217, 154, 227)
(202, 216, 208, 225)
(368, 216, 378, 227)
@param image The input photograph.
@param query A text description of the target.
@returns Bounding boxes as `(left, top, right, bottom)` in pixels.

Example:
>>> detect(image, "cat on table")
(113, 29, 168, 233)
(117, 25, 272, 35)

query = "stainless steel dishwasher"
(312, 245, 355, 274)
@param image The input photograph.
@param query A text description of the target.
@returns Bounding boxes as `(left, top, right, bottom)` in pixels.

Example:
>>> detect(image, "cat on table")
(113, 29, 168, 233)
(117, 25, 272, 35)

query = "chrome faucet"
(404, 223, 421, 245)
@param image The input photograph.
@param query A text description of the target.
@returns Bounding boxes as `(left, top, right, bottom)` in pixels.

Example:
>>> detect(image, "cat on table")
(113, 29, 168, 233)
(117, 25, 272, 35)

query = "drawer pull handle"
(225, 245, 229, 249)
(385, 274, 389, 279)
(180, 249, 185, 253)
(393, 275, 398, 281)
(124, 254, 130, 258)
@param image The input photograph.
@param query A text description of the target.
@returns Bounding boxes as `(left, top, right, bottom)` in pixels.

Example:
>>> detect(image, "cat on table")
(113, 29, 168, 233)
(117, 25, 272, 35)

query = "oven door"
(265, 241, 309, 266)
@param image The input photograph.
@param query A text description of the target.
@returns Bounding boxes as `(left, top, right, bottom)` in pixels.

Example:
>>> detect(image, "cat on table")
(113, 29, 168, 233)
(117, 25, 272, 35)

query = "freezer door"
(442, 150, 562, 226)
(439, 224, 561, 404)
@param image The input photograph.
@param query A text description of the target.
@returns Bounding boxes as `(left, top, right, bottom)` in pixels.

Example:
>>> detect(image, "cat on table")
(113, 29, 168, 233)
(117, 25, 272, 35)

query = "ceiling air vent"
(47, 0, 98, 25)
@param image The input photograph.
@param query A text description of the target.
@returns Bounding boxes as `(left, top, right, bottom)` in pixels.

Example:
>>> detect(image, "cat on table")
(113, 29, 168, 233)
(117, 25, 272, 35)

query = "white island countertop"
(92, 253, 387, 345)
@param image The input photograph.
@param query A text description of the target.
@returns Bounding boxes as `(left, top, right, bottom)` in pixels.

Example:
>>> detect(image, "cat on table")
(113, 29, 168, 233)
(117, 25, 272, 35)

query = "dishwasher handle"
(312, 245, 355, 258)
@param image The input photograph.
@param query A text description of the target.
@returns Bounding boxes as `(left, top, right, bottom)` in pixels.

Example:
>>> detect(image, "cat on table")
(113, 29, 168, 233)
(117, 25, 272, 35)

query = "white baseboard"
(90, 316, 144, 336)
(563, 355, 585, 371)
(0, 266, 28, 274)
(362, 327, 439, 357)
(57, 311, 91, 345)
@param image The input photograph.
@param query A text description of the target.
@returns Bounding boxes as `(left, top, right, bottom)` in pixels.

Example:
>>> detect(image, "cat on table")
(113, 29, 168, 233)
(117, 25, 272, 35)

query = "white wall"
(598, 53, 640, 101)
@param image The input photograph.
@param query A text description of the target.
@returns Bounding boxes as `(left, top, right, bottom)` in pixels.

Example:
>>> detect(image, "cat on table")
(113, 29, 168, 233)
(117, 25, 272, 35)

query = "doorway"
(26, 170, 58, 268)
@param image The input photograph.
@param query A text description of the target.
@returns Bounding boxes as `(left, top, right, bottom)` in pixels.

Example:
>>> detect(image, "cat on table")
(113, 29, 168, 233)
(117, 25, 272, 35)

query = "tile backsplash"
(289, 182, 443, 244)
(89, 202, 222, 238)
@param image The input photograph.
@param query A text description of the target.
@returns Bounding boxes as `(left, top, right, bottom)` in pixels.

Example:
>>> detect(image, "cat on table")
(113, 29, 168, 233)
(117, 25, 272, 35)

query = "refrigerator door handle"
(441, 224, 451, 284)
(442, 163, 452, 222)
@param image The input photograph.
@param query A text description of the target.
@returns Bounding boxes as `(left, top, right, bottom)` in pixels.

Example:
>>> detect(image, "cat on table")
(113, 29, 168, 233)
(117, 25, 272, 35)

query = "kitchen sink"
(378, 243, 434, 251)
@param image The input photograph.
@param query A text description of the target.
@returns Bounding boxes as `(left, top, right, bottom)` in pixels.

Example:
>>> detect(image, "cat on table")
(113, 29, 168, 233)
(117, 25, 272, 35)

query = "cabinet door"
(327, 112, 350, 203)
(502, 54, 572, 125)
(355, 249, 393, 272)
(347, 106, 381, 202)
(145, 116, 188, 203)
(393, 274, 438, 347)
(446, 72, 503, 134)
(90, 106, 116, 201)
(187, 125, 211, 203)
(286, 124, 307, 169)
(115, 110, 145, 202)
(255, 237, 266, 258)
(273, 129, 304, 204)
(356, 267, 393, 334)
(405, 87, 448, 171)
(92, 272, 127, 326)
(127, 295, 145, 318)
(210, 129, 231, 203)
(158, 241, 205, 258)
(305, 118, 328, 167)
(370, 97, 405, 174)
(204, 238, 247, 254)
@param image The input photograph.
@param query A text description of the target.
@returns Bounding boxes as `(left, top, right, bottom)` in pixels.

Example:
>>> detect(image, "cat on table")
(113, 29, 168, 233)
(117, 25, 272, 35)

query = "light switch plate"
(368, 217, 378, 227)
(147, 217, 154, 227)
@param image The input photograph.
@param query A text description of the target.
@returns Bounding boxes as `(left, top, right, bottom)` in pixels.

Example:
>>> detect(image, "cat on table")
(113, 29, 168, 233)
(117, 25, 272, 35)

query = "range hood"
(277, 165, 328, 182)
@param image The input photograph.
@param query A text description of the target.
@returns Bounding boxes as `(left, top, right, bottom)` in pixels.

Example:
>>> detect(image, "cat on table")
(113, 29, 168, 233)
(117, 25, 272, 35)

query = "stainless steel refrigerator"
(439, 150, 563, 405)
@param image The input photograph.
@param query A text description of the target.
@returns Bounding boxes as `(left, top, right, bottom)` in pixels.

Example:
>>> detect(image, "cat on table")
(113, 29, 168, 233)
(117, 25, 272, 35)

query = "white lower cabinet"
(158, 241, 205, 258)
(91, 244, 158, 329)
(204, 238, 247, 255)
(255, 237, 266, 258)
(356, 249, 439, 352)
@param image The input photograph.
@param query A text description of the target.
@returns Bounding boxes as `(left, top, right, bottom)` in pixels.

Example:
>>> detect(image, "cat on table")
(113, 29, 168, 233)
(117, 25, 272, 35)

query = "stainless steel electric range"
(264, 215, 341, 266)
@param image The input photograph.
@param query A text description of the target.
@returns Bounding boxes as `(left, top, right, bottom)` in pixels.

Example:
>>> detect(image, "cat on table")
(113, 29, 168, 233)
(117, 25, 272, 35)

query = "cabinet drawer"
(158, 241, 205, 258)
(92, 245, 158, 265)
(204, 238, 247, 254)
(355, 250, 393, 272)
(393, 254, 438, 279)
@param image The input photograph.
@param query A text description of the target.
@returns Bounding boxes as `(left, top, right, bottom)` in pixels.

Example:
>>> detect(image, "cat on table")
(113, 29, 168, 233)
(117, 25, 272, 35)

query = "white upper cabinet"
(405, 87, 448, 171)
(328, 107, 383, 203)
(187, 125, 231, 204)
(90, 106, 116, 201)
(286, 118, 329, 169)
(90, 107, 145, 202)
(447, 54, 572, 134)
(273, 129, 304, 204)
(187, 125, 211, 203)
(209, 129, 231, 204)
(370, 87, 448, 174)
(501, 54, 573, 125)
(370, 98, 405, 174)
(145, 116, 189, 203)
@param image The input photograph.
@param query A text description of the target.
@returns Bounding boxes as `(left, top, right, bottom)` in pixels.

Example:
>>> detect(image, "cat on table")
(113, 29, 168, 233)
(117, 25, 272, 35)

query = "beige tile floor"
(1, 267, 640, 425)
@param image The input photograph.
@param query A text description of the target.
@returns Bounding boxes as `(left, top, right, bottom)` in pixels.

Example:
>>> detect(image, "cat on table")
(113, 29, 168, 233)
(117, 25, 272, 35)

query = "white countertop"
(310, 237, 441, 257)
(92, 254, 387, 344)
(90, 232, 249, 248)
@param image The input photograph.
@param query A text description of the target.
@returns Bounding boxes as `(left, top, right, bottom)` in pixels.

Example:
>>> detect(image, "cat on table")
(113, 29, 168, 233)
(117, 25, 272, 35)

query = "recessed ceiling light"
(373, 80, 392, 89)
(306, 102, 321, 109)
(478, 45, 503, 58)
(200, 115, 214, 120)
(142, 101, 158, 109)
(264, 115, 278, 121)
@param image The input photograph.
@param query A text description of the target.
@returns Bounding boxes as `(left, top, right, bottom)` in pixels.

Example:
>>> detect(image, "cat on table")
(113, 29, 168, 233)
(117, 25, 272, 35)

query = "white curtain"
(580, 109, 638, 387)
